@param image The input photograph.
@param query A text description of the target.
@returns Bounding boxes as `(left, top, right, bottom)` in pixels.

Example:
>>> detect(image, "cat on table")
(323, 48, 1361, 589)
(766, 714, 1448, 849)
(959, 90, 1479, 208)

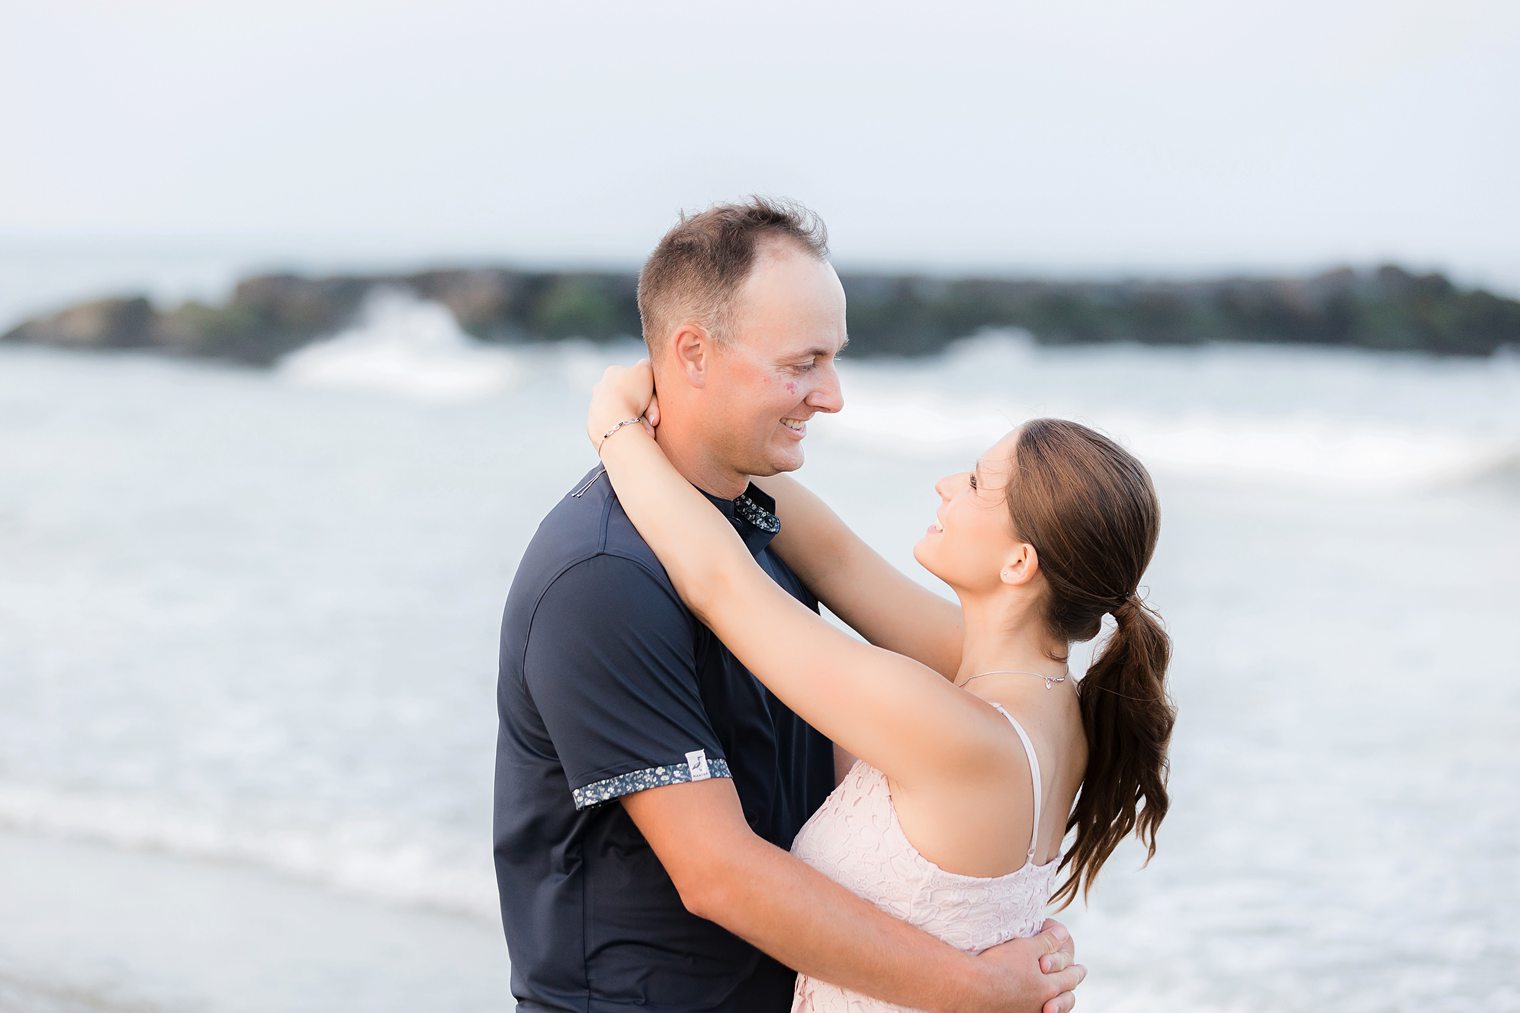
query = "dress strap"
(991, 703, 1043, 862)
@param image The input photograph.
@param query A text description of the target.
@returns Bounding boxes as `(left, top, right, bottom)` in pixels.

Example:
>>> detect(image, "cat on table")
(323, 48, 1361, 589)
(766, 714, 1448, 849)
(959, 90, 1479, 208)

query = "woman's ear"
(1000, 543, 1039, 587)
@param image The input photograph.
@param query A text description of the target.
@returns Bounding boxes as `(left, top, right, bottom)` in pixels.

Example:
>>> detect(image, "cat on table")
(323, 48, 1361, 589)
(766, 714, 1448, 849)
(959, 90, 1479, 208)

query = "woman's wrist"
(597, 414, 647, 455)
(585, 361, 657, 452)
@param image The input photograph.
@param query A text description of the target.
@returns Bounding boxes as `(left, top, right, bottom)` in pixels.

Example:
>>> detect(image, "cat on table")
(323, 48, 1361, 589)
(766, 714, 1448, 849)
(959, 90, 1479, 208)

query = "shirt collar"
(699, 483, 781, 553)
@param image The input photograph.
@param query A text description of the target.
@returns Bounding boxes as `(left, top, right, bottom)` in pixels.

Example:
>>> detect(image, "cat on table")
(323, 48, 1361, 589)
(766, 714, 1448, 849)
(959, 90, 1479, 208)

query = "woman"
(587, 362, 1175, 1012)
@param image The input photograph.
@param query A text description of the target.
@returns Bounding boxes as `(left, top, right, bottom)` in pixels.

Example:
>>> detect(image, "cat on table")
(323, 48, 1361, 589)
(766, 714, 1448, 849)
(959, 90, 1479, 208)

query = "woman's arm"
(751, 473, 964, 680)
(587, 365, 1001, 786)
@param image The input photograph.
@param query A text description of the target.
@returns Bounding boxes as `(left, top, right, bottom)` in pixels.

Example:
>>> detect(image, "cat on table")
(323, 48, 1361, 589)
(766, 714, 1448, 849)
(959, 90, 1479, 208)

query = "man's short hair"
(637, 196, 830, 356)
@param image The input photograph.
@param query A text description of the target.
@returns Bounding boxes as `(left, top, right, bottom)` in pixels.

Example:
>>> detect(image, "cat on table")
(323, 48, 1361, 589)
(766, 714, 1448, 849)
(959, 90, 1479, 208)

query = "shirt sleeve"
(522, 554, 732, 810)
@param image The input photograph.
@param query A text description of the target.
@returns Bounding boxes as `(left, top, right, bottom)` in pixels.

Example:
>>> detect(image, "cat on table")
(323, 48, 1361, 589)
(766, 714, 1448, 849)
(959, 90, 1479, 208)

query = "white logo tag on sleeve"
(685, 749, 711, 781)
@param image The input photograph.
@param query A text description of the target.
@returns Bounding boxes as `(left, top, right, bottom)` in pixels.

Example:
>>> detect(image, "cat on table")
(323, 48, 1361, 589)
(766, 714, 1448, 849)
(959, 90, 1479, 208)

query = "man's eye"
(969, 474, 978, 490)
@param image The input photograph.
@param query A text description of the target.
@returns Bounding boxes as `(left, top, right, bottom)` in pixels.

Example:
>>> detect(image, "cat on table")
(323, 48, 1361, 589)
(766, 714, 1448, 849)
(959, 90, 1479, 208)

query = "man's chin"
(746, 451, 805, 479)
(767, 454, 805, 476)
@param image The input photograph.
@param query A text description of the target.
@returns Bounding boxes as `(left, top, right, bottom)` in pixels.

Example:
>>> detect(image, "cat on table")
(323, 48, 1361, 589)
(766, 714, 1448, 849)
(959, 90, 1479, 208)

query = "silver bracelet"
(598, 416, 646, 454)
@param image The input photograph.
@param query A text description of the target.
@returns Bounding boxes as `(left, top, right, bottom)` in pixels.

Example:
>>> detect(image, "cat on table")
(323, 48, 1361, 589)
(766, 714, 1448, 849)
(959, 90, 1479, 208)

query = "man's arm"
(623, 779, 1084, 1013)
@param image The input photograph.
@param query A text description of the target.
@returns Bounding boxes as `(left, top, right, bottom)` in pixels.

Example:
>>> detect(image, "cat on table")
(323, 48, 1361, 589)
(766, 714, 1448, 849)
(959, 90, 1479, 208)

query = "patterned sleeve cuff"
(572, 757, 733, 811)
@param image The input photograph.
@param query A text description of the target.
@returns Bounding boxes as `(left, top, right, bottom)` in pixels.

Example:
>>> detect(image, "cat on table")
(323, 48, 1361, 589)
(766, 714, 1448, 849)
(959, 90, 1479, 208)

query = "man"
(494, 198, 1083, 1011)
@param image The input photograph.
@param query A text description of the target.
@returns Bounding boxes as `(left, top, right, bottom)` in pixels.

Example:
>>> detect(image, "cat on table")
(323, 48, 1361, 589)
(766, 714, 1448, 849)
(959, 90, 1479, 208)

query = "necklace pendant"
(955, 667, 1071, 690)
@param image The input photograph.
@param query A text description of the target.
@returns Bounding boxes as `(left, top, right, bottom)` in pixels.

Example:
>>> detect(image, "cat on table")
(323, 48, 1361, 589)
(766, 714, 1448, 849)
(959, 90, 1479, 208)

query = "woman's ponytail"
(1050, 595, 1175, 908)
(1001, 419, 1176, 909)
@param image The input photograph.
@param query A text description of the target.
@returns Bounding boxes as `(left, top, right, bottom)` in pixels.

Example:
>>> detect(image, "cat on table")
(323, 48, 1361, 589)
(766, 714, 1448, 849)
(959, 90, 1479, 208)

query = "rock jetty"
(5, 264, 1515, 363)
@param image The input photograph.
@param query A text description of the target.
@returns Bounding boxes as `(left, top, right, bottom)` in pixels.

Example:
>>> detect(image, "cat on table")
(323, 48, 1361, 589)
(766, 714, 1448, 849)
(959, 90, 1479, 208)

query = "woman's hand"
(587, 360, 660, 452)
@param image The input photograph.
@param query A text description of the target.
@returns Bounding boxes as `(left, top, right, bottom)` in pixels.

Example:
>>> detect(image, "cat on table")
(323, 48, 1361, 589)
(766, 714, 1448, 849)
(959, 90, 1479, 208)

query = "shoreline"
(0, 828, 513, 1013)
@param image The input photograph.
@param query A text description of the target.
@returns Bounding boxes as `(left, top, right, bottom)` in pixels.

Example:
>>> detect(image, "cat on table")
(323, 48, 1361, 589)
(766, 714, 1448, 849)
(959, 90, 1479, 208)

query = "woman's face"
(914, 429, 1026, 592)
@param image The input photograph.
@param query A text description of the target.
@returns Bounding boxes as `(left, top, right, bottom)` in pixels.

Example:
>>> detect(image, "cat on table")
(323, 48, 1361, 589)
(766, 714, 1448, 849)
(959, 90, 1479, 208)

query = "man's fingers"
(1042, 990, 1077, 1013)
(1039, 965, 1086, 1013)
(1040, 949, 1070, 974)
(1036, 918, 1075, 959)
(1052, 964, 1086, 995)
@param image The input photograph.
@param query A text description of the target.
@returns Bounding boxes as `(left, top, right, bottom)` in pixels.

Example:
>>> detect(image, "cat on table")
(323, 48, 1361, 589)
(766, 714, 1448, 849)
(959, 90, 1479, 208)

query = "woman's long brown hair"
(1003, 419, 1176, 908)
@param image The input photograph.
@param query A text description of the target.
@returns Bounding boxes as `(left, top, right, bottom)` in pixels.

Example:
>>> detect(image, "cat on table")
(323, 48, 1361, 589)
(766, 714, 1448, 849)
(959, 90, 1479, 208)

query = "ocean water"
(2, 290, 1518, 1011)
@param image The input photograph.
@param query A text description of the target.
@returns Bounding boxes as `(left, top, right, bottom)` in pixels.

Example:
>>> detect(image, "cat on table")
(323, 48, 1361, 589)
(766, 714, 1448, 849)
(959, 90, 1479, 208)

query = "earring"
(1001, 569, 1011, 580)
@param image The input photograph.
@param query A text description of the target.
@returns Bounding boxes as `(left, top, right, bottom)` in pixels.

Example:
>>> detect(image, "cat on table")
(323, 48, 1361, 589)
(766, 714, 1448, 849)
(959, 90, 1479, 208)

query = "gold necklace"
(955, 668, 1071, 691)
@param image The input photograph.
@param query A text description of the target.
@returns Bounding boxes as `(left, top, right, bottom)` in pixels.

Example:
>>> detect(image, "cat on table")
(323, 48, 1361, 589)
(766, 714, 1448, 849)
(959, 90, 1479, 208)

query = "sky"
(4, 0, 1518, 291)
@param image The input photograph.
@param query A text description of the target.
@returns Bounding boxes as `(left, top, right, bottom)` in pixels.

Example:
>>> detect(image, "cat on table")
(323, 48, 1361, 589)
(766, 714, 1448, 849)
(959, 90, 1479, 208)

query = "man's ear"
(672, 322, 713, 388)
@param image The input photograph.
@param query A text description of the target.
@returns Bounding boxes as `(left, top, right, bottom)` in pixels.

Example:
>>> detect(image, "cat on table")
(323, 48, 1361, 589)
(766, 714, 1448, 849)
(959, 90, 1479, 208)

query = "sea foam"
(0, 781, 498, 922)
(269, 294, 1520, 495)
(277, 289, 520, 402)
(827, 330, 1520, 492)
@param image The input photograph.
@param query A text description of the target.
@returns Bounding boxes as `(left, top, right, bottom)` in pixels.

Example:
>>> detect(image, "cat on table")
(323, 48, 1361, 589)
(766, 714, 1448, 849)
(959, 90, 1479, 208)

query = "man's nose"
(806, 363, 844, 414)
(933, 475, 953, 500)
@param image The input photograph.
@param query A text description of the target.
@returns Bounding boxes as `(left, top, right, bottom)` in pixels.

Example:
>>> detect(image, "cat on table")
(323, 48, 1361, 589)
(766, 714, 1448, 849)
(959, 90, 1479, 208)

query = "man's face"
(704, 243, 848, 479)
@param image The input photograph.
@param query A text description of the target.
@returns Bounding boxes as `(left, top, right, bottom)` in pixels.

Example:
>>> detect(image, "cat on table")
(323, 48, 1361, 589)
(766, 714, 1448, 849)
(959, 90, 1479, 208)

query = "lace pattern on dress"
(788, 705, 1061, 1012)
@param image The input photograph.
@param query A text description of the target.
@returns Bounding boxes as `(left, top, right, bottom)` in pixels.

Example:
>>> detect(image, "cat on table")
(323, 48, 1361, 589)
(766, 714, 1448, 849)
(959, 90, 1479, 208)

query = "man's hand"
(964, 919, 1085, 1013)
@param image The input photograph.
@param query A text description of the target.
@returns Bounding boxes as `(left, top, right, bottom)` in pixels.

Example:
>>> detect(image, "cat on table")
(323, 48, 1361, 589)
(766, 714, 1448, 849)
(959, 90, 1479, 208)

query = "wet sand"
(0, 829, 513, 1013)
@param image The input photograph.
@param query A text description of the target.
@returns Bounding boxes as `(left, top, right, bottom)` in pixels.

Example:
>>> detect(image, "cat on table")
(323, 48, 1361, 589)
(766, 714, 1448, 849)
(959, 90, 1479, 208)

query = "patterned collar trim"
(734, 493, 780, 534)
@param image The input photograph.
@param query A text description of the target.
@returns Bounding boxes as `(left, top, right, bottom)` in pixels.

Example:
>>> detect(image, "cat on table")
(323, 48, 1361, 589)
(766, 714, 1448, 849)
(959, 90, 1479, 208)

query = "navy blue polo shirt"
(494, 465, 835, 1012)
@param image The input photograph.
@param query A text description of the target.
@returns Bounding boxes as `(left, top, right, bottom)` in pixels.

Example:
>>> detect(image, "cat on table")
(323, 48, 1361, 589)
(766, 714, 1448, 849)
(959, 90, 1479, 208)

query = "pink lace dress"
(789, 704, 1061, 1012)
